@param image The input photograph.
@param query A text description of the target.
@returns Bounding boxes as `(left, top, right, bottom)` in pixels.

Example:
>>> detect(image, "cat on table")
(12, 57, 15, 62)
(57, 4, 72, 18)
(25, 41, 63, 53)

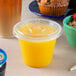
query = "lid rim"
(13, 19, 62, 40)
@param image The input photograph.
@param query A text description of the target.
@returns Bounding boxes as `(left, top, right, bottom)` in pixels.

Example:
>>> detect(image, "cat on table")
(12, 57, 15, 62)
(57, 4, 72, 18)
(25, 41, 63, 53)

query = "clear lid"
(13, 19, 62, 41)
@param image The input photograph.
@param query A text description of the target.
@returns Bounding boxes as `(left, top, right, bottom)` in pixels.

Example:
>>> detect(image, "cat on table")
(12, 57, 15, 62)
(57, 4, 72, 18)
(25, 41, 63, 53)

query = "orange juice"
(13, 19, 62, 67)
(19, 39, 56, 67)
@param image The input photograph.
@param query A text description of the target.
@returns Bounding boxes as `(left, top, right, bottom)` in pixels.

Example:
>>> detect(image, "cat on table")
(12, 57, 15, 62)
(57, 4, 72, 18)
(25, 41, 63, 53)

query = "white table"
(0, 0, 76, 76)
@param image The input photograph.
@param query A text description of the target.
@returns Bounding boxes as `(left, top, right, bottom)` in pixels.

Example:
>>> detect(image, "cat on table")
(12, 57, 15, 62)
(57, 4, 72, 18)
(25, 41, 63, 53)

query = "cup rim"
(13, 19, 62, 41)
(63, 15, 76, 30)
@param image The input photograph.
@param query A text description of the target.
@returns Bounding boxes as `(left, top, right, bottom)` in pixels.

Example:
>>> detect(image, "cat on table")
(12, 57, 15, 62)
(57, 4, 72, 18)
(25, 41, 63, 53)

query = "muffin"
(37, 0, 69, 16)
(69, 13, 76, 28)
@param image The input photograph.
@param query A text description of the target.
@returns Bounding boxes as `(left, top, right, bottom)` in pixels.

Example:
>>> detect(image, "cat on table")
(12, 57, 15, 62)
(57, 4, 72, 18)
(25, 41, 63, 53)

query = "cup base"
(24, 63, 50, 68)
(23, 61, 51, 68)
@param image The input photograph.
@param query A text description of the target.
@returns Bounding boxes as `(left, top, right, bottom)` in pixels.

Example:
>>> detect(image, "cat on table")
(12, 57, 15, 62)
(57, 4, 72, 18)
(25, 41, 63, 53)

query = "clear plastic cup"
(13, 19, 62, 68)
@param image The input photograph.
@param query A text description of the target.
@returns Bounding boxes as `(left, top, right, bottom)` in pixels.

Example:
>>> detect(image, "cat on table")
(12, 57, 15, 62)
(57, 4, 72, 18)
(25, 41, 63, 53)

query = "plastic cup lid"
(13, 19, 62, 41)
(0, 49, 7, 66)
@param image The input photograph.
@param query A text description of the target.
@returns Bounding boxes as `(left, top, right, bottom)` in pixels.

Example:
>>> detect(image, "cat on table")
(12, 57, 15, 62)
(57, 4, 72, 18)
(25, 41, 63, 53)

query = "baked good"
(37, 0, 69, 16)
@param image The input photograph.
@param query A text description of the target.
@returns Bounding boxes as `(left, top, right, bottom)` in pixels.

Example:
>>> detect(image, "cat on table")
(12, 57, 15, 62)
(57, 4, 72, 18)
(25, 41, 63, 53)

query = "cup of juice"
(13, 19, 62, 68)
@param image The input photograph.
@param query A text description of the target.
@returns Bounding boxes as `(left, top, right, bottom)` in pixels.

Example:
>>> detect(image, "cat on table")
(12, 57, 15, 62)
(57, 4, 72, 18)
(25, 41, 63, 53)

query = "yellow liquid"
(19, 23, 57, 67)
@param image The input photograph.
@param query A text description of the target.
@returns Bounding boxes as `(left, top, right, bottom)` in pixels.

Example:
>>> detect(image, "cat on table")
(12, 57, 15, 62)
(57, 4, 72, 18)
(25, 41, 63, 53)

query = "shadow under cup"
(63, 15, 76, 48)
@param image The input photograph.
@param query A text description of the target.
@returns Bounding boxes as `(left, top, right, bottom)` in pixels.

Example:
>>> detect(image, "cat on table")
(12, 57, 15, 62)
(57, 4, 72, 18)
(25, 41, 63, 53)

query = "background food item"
(68, 13, 76, 28)
(69, 20, 76, 28)
(38, 0, 69, 16)
(40, 0, 48, 5)
(63, 15, 76, 48)
(0, 0, 22, 38)
(73, 13, 76, 20)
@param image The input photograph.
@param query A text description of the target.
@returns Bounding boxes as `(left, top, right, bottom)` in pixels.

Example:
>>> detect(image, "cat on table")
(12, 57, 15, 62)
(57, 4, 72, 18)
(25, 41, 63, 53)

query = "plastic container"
(13, 19, 62, 68)
(0, 49, 7, 76)
(0, 0, 22, 38)
(63, 15, 76, 48)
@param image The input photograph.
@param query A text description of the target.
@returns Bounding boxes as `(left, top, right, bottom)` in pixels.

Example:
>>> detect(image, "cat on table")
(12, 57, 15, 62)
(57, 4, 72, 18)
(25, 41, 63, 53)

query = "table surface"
(0, 0, 76, 76)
